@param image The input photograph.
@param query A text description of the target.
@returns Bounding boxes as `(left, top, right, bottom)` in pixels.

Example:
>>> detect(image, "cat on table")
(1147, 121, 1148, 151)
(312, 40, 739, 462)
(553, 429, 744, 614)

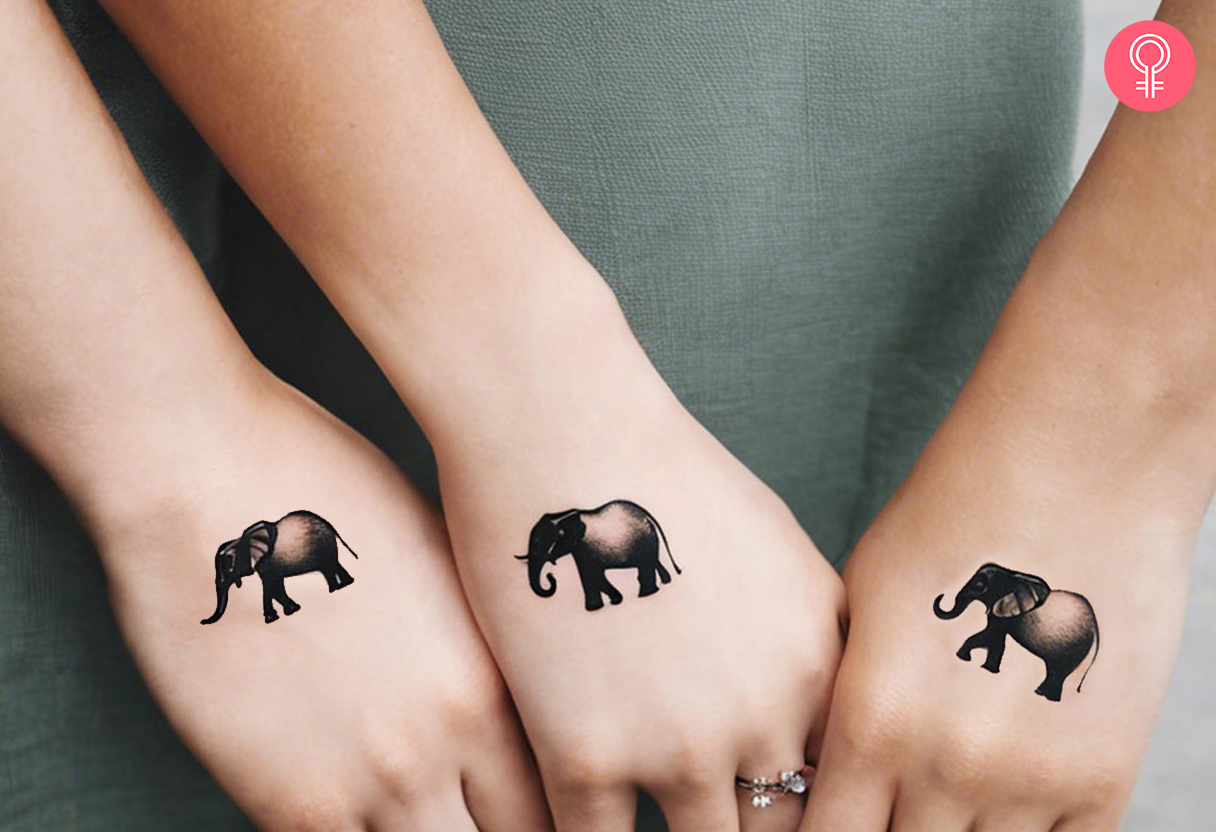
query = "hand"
(429, 339, 846, 832)
(798, 445, 1194, 832)
(0, 5, 549, 829)
(91, 379, 552, 832)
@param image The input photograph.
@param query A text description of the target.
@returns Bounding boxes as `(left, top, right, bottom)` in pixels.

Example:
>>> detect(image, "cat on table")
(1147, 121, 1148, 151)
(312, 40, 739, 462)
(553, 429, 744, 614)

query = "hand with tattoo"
(339, 293, 846, 832)
(83, 3, 850, 830)
(98, 388, 553, 832)
(797, 417, 1203, 832)
(437, 400, 846, 832)
(797, 488, 1190, 832)
(801, 6, 1213, 827)
(0, 7, 550, 831)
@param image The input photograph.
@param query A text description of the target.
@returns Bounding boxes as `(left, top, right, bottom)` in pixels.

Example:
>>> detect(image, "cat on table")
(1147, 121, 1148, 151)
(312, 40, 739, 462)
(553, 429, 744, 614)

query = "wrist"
(913, 244, 1216, 540)
(347, 261, 682, 452)
(22, 358, 274, 546)
(1021, 207, 1216, 421)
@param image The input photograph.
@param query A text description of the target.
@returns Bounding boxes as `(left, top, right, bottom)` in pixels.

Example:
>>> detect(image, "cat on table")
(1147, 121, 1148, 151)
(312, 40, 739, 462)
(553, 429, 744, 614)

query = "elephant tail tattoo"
(933, 563, 1100, 702)
(1076, 614, 1099, 693)
(334, 530, 360, 559)
(644, 506, 681, 577)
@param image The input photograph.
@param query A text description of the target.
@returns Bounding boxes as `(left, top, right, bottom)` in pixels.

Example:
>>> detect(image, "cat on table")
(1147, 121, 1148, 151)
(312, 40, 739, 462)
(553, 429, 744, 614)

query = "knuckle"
(1009, 751, 1067, 797)
(654, 735, 718, 790)
(545, 747, 622, 797)
(996, 750, 1128, 808)
(364, 742, 432, 806)
(833, 698, 906, 759)
(922, 722, 1013, 795)
(440, 681, 504, 734)
(1073, 761, 1131, 808)
(793, 650, 838, 705)
(926, 745, 991, 793)
(435, 660, 513, 733)
(274, 793, 358, 832)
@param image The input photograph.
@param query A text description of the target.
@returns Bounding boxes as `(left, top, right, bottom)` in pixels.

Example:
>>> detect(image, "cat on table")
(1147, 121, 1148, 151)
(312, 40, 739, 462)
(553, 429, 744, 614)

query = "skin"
(799, 3, 1216, 831)
(11, 2, 1203, 832)
(0, 4, 552, 831)
(91, 1, 849, 830)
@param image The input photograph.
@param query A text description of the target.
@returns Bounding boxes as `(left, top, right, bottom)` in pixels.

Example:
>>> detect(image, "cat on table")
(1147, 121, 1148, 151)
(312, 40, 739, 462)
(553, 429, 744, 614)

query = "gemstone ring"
(734, 766, 813, 808)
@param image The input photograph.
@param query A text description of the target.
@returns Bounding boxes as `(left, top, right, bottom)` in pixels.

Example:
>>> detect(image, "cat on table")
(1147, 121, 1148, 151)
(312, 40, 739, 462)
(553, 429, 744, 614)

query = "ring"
(735, 765, 813, 808)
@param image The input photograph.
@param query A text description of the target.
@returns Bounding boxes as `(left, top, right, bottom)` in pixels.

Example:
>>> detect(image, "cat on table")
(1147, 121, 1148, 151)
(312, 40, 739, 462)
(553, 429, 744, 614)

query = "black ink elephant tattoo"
(201, 511, 358, 625)
(516, 500, 681, 611)
(933, 563, 1099, 701)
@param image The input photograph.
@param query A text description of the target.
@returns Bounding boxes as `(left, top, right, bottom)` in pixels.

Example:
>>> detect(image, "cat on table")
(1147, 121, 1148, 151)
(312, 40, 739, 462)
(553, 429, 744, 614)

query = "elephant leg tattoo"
(516, 500, 681, 611)
(933, 563, 1099, 701)
(200, 511, 359, 625)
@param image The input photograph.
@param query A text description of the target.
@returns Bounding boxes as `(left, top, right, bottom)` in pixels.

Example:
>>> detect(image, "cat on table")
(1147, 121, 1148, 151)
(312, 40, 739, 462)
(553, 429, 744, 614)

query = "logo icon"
(1105, 21, 1195, 112)
(1130, 33, 1170, 99)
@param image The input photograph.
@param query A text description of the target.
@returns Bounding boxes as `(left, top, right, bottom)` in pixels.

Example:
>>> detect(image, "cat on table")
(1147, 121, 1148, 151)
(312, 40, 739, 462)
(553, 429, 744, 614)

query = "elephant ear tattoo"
(201, 510, 359, 625)
(516, 500, 681, 611)
(933, 563, 1099, 701)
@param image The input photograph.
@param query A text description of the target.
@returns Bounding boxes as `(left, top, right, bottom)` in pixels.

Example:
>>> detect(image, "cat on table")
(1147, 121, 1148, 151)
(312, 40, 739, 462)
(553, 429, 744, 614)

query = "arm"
(92, 1, 847, 829)
(97, 0, 621, 444)
(0, 5, 549, 831)
(802, 2, 1215, 830)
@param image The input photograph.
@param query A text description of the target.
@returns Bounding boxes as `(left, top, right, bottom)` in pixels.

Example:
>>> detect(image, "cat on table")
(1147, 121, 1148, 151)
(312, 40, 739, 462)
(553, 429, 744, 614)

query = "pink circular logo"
(1105, 21, 1195, 112)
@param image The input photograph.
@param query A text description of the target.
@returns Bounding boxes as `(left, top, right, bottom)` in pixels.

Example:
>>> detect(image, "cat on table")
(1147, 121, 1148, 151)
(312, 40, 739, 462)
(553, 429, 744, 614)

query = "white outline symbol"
(1130, 33, 1170, 99)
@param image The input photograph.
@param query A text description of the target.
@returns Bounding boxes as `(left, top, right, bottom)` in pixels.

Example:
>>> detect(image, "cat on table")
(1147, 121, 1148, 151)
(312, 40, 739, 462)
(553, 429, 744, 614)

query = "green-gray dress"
(0, 1, 1079, 828)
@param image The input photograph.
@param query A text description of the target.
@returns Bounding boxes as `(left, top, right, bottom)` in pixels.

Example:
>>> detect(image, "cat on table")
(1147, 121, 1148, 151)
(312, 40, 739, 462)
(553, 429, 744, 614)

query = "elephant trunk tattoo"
(933, 563, 1099, 701)
(201, 511, 358, 625)
(526, 544, 558, 598)
(516, 500, 680, 611)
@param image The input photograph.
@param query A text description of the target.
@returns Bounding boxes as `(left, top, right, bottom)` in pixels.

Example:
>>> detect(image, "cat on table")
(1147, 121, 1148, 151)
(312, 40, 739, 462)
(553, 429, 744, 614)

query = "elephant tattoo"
(516, 500, 681, 611)
(200, 511, 358, 625)
(933, 563, 1099, 701)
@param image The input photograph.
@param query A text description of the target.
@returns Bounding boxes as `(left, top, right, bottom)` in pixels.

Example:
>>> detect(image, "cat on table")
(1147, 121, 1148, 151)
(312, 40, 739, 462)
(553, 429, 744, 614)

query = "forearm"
(95, 0, 636, 441)
(879, 0, 1216, 559)
(0, 0, 264, 534)
(827, 15, 1216, 786)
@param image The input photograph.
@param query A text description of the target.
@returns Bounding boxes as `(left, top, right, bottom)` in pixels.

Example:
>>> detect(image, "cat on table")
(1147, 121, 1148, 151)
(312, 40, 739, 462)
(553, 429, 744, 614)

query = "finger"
(889, 792, 974, 832)
(738, 787, 804, 832)
(736, 741, 813, 832)
(462, 719, 555, 832)
(973, 822, 1058, 832)
(803, 678, 836, 769)
(546, 780, 637, 832)
(654, 781, 741, 832)
(976, 800, 1106, 832)
(373, 792, 481, 832)
(798, 757, 894, 832)
(1049, 813, 1122, 832)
